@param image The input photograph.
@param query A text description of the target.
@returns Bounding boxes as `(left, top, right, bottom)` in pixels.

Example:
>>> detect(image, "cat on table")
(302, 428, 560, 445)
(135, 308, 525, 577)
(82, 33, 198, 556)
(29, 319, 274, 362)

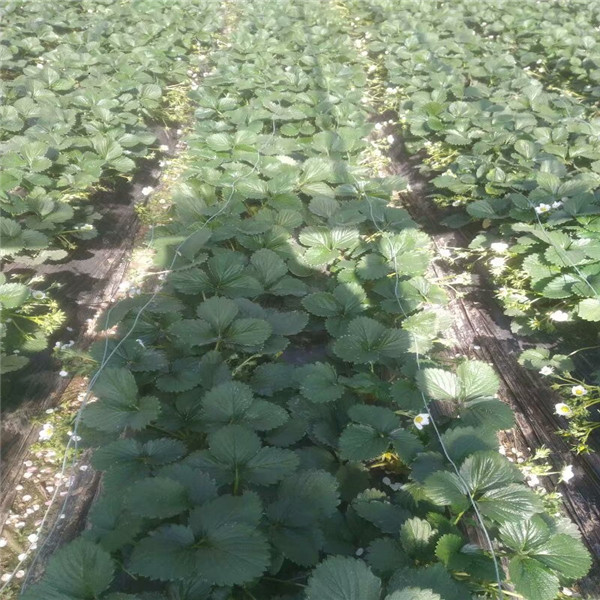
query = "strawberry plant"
(348, 0, 600, 340)
(0, 273, 64, 376)
(18, 1, 591, 599)
(0, 0, 222, 372)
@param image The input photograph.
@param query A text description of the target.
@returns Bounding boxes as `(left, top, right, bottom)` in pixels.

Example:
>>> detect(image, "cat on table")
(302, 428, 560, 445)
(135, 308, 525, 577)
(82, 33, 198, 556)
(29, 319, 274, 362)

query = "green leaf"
(302, 292, 339, 317)
(265, 308, 308, 336)
(130, 493, 268, 586)
(353, 490, 409, 534)
(91, 368, 137, 403)
(456, 361, 500, 400)
(201, 381, 288, 431)
(125, 477, 189, 518)
(169, 299, 272, 350)
(21, 539, 114, 600)
(206, 133, 232, 152)
(390, 429, 423, 463)
(131, 520, 268, 587)
(83, 368, 160, 432)
(299, 227, 359, 265)
(477, 484, 543, 523)
(298, 362, 344, 403)
(339, 424, 391, 461)
(250, 248, 287, 287)
(92, 439, 185, 488)
(441, 426, 497, 463)
(577, 298, 600, 321)
(228, 318, 273, 346)
(435, 533, 497, 582)
(500, 516, 551, 552)
(269, 521, 324, 567)
(424, 472, 470, 510)
(399, 517, 436, 559)
(509, 556, 559, 600)
(129, 524, 197, 582)
(531, 534, 592, 579)
(460, 451, 520, 493)
(301, 157, 340, 184)
(0, 353, 29, 374)
(187, 425, 298, 487)
(167, 577, 211, 600)
(388, 564, 469, 600)
(366, 538, 408, 575)
(515, 140, 538, 159)
(86, 495, 144, 553)
(273, 470, 340, 521)
(416, 368, 459, 401)
(172, 254, 261, 298)
(460, 398, 515, 431)
(157, 465, 218, 506)
(333, 317, 409, 364)
(251, 363, 296, 396)
(0, 282, 30, 308)
(190, 492, 263, 530)
(306, 556, 382, 600)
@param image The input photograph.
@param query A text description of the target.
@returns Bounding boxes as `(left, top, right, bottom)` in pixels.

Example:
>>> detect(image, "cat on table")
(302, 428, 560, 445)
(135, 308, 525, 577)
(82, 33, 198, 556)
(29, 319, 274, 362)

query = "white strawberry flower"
(539, 366, 554, 376)
(560, 464, 574, 483)
(490, 242, 509, 253)
(414, 413, 430, 430)
(549, 310, 569, 322)
(571, 385, 588, 397)
(489, 256, 506, 270)
(535, 203, 551, 214)
(554, 403, 572, 417)
(141, 186, 154, 196)
(39, 423, 54, 441)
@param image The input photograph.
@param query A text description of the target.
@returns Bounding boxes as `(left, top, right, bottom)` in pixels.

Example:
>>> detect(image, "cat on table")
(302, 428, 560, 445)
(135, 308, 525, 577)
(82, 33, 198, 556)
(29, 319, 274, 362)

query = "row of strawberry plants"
(0, 0, 221, 375)
(458, 0, 600, 103)
(346, 0, 600, 451)
(22, 1, 591, 599)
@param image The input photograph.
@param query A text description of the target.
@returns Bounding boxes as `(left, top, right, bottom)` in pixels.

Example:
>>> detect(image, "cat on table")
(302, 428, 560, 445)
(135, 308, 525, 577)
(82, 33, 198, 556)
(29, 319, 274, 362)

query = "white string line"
(15, 69, 277, 599)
